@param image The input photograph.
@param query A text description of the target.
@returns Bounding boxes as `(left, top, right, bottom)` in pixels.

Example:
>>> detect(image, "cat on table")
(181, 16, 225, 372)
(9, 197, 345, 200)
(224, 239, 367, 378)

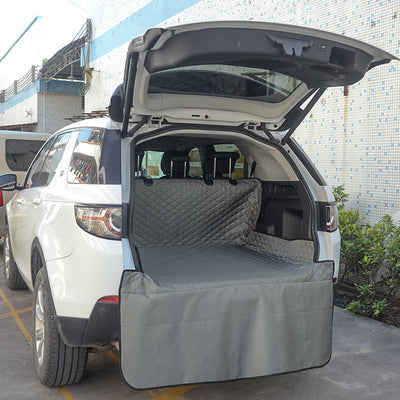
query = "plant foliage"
(332, 185, 400, 325)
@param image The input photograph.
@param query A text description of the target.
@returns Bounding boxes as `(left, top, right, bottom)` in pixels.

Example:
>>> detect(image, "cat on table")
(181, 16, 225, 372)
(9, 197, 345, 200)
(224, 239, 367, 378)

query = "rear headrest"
(204, 152, 240, 178)
(161, 152, 190, 178)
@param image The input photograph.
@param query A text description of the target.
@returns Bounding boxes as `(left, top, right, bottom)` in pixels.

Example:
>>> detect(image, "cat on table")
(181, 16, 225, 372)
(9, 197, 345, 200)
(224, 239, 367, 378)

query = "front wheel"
(33, 267, 88, 386)
(3, 230, 26, 290)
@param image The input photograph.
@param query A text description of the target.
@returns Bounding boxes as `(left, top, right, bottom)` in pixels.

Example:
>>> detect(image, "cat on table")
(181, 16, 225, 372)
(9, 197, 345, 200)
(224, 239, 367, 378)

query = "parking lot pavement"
(1, 261, 399, 400)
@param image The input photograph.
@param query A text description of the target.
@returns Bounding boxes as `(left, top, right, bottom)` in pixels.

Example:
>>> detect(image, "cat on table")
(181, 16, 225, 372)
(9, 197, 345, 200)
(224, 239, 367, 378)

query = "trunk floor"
(138, 244, 322, 289)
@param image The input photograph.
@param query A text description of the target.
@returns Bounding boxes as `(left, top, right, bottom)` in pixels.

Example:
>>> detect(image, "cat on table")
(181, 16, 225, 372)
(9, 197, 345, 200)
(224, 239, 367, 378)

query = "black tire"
(3, 230, 27, 290)
(33, 267, 88, 386)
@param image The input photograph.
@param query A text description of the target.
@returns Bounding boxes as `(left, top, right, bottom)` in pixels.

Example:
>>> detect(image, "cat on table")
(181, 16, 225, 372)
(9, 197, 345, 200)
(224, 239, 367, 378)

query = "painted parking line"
(146, 386, 197, 400)
(107, 349, 119, 363)
(107, 350, 197, 399)
(0, 287, 33, 347)
(1, 259, 196, 400)
(0, 285, 74, 400)
(0, 306, 32, 319)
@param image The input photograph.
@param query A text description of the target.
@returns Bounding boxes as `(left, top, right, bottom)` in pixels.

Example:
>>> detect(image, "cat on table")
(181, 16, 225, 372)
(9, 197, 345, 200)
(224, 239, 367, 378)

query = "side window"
(188, 148, 202, 177)
(25, 138, 55, 188)
(141, 151, 164, 178)
(26, 132, 71, 188)
(68, 129, 121, 184)
(5, 139, 46, 171)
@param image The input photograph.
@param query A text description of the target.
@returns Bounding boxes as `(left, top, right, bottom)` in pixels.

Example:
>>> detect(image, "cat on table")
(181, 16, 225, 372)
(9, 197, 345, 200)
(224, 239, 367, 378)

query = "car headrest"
(161, 152, 190, 178)
(204, 152, 240, 179)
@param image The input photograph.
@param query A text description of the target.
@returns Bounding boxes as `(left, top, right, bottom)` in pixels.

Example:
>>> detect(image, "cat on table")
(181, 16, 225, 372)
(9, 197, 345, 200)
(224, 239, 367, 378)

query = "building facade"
(0, 3, 87, 133)
(0, 77, 83, 133)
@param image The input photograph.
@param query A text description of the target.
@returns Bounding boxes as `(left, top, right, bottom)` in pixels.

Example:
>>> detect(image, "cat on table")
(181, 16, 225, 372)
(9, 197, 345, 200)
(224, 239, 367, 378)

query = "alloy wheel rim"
(35, 284, 45, 368)
(4, 236, 10, 281)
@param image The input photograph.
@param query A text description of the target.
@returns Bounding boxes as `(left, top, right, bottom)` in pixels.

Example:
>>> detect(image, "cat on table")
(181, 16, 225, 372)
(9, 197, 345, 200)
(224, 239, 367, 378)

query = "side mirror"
(108, 83, 124, 122)
(0, 174, 17, 191)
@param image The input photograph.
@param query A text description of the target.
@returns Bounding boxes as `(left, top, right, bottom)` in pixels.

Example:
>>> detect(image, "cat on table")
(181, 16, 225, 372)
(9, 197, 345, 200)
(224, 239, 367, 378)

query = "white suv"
(0, 22, 396, 389)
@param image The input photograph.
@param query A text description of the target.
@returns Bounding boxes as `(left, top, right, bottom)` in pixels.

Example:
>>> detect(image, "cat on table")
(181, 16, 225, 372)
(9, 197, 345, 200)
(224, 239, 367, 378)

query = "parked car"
(0, 130, 49, 236)
(0, 21, 396, 389)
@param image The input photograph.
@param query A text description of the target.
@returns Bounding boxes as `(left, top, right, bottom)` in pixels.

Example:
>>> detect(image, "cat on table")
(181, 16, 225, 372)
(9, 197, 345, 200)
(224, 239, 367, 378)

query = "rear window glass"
(6, 139, 45, 171)
(148, 65, 302, 103)
(68, 129, 121, 184)
(139, 145, 248, 180)
(142, 149, 203, 179)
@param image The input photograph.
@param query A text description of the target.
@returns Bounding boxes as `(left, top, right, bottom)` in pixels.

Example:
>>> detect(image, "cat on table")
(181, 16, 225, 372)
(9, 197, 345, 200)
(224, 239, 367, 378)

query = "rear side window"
(26, 132, 71, 188)
(142, 151, 164, 178)
(68, 129, 121, 184)
(188, 148, 202, 177)
(5, 139, 45, 171)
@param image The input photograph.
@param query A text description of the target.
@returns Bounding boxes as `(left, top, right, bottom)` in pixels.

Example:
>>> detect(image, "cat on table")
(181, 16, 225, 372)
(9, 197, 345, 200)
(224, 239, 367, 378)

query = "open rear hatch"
(118, 21, 397, 389)
(111, 20, 397, 138)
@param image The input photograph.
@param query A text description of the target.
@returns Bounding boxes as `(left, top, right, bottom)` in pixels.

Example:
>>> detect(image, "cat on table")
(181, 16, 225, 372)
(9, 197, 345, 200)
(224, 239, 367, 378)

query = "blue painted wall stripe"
(90, 0, 202, 62)
(0, 80, 82, 112)
(0, 81, 39, 113)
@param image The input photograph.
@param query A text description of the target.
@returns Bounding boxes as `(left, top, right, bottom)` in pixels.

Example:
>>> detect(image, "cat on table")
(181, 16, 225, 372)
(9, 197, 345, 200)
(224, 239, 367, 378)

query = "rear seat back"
(133, 178, 262, 247)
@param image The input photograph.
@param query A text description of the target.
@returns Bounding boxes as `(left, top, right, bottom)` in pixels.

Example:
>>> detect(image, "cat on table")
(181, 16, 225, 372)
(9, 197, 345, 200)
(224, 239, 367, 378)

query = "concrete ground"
(1, 263, 399, 400)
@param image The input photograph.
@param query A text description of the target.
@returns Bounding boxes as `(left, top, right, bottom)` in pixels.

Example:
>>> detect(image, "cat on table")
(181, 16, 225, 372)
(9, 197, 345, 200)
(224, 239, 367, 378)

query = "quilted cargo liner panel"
(120, 244, 333, 389)
(120, 178, 333, 388)
(120, 273, 333, 389)
(132, 178, 262, 246)
(138, 244, 333, 288)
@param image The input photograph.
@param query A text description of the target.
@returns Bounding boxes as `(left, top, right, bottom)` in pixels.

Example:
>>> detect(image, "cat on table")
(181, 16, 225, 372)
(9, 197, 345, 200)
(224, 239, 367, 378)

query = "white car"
(0, 21, 396, 389)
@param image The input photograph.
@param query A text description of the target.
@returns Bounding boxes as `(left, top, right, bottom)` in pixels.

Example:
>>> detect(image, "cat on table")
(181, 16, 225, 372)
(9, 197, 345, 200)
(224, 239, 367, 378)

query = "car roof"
(54, 117, 120, 134)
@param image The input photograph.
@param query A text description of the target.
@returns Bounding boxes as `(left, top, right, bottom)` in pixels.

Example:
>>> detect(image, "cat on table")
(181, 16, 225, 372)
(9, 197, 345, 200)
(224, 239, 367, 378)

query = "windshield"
(148, 64, 303, 103)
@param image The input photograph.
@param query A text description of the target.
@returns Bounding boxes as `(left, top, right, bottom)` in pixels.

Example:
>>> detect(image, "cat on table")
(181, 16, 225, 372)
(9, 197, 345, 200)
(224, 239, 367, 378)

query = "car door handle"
(32, 198, 42, 205)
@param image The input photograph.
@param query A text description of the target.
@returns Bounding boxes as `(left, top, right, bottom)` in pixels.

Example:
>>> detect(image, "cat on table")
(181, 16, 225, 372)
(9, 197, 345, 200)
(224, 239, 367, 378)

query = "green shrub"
(332, 185, 400, 325)
(332, 185, 368, 280)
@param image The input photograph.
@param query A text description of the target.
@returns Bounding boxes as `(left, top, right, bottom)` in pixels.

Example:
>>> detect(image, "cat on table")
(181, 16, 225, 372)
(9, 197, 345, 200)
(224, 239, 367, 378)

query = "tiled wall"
(270, 0, 400, 223)
(88, 0, 400, 222)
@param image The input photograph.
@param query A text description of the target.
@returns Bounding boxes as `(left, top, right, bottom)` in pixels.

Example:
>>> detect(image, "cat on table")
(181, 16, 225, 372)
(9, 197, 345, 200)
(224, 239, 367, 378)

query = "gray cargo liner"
(120, 179, 334, 389)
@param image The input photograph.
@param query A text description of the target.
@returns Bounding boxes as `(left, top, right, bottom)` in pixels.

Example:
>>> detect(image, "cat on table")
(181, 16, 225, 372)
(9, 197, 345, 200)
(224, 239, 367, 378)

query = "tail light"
(75, 205, 122, 240)
(326, 204, 339, 232)
(99, 296, 119, 303)
(318, 202, 339, 232)
(0, 191, 3, 207)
